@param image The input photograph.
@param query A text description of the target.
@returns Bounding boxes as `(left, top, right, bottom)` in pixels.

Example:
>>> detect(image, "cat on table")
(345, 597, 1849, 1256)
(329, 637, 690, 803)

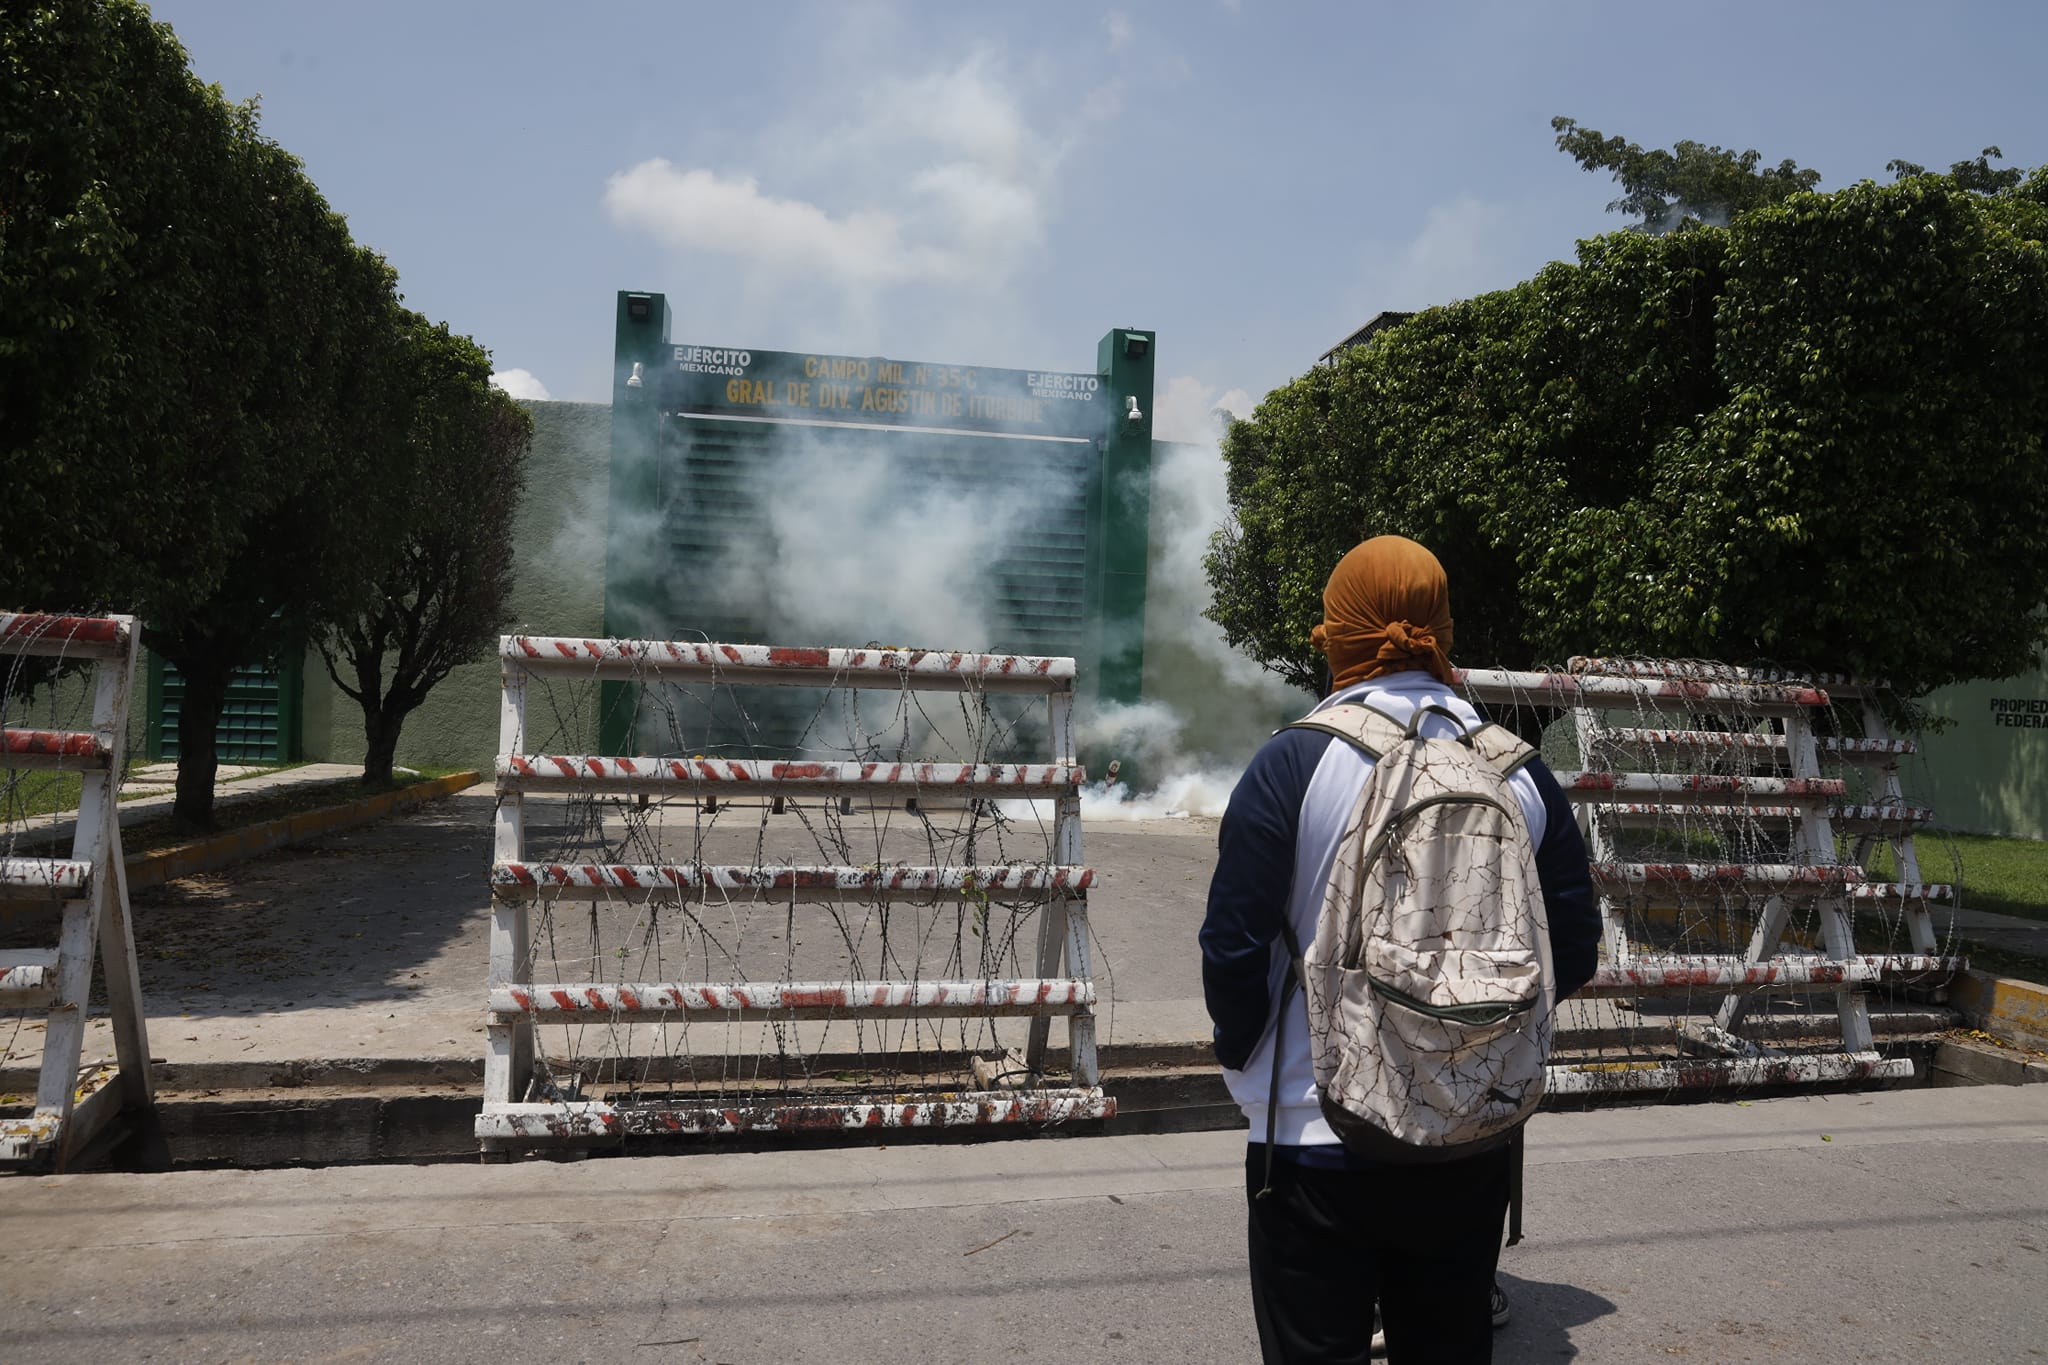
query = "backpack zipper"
(1366, 974, 1535, 1027)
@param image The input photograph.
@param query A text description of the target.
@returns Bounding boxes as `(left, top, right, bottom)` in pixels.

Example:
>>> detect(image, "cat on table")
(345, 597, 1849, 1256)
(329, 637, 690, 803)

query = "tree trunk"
(171, 660, 232, 831)
(361, 702, 403, 789)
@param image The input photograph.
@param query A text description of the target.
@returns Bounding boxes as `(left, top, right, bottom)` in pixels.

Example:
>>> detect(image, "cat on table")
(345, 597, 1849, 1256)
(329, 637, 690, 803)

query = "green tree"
(1551, 116, 1821, 232)
(320, 316, 533, 788)
(1208, 174, 2048, 699)
(139, 121, 415, 829)
(3, 1, 418, 827)
(2, 0, 240, 617)
(1887, 146, 2025, 194)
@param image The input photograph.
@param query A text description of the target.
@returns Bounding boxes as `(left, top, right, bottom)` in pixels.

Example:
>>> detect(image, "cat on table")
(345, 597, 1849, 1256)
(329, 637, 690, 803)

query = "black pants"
(1244, 1144, 1510, 1365)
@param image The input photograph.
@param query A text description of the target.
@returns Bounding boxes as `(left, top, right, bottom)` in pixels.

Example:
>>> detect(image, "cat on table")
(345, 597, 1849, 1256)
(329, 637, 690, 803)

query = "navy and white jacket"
(1199, 671, 1602, 1149)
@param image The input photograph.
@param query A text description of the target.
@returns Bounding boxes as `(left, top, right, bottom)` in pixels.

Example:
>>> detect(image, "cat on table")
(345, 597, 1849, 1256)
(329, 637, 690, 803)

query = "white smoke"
(1649, 199, 1733, 234)
(711, 435, 1037, 651)
(490, 368, 552, 401)
(1078, 380, 1315, 821)
(1073, 698, 1242, 820)
(1154, 375, 1255, 441)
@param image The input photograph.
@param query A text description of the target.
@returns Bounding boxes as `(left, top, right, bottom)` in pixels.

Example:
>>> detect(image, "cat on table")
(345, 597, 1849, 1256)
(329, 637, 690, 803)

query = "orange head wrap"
(1310, 535, 1456, 689)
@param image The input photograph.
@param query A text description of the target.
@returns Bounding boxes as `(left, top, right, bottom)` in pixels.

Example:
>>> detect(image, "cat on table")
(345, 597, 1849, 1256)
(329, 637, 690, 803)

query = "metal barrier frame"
(1455, 662, 1959, 1094)
(480, 636, 1109, 1150)
(0, 613, 153, 1167)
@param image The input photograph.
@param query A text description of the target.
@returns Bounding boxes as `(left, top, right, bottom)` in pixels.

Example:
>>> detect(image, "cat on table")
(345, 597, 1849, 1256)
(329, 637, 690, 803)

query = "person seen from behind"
(1199, 535, 1601, 1363)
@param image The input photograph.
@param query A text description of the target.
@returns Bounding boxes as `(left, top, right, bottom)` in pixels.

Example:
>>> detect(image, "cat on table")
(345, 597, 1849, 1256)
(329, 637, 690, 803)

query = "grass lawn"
(2, 760, 313, 825)
(1856, 830, 2048, 983)
(1942, 832, 2048, 922)
(1866, 831, 2048, 924)
(7, 765, 472, 858)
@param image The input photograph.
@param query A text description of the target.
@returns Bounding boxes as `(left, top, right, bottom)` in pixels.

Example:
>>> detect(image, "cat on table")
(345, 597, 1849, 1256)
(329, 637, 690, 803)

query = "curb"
(125, 771, 482, 892)
(1949, 969, 2048, 1051)
(1929, 1034, 2048, 1087)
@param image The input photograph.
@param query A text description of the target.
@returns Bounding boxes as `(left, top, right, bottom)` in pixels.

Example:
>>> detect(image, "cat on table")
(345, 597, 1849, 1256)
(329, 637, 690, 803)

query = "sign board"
(664, 345, 1106, 439)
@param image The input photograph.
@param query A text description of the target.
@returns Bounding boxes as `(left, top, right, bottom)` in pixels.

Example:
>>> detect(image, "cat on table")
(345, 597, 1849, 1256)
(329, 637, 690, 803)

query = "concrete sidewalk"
(3, 788, 1232, 1079)
(0, 1086, 2042, 1363)
(22, 761, 368, 850)
(6, 786, 2043, 1085)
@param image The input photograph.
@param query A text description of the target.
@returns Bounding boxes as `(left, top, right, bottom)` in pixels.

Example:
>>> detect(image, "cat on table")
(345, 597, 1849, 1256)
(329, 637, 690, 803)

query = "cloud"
(605, 162, 914, 283)
(1353, 194, 1515, 314)
(604, 46, 1091, 326)
(489, 368, 551, 401)
(1153, 374, 1257, 444)
(1105, 12, 1135, 51)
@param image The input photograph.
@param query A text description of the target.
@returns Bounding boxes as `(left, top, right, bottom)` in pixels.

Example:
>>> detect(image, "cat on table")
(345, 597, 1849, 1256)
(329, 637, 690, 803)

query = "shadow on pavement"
(1494, 1271, 1618, 1361)
(116, 792, 491, 1018)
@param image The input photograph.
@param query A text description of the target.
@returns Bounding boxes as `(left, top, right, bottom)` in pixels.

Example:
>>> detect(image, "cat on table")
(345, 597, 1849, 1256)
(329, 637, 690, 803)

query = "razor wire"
(481, 637, 1108, 1147)
(1461, 658, 1961, 1093)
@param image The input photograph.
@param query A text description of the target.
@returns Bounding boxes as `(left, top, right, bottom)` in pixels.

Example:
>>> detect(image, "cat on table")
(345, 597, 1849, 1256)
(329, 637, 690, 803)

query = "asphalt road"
(1, 1085, 2043, 1364)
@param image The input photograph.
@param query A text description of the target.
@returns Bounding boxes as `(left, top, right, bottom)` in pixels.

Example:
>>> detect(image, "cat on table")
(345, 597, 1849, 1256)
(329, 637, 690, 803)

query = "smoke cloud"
(1078, 380, 1314, 820)
(708, 433, 1044, 652)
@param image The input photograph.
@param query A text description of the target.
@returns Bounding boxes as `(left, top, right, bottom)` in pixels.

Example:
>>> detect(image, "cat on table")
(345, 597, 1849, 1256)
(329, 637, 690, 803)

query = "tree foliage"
(1209, 173, 2048, 698)
(1551, 116, 1822, 232)
(2, 1, 498, 826)
(1887, 146, 2025, 195)
(2, 0, 241, 617)
(321, 316, 533, 787)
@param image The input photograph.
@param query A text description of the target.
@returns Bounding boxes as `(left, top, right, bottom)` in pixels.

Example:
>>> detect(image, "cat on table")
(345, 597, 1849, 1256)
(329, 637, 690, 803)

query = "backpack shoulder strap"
(1283, 702, 1411, 762)
(1467, 722, 1538, 779)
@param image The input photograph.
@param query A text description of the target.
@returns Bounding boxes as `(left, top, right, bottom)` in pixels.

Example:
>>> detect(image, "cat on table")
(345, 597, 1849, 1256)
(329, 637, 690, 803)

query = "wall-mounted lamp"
(626, 361, 644, 389)
(1125, 395, 1144, 425)
(1122, 333, 1150, 359)
(626, 294, 653, 322)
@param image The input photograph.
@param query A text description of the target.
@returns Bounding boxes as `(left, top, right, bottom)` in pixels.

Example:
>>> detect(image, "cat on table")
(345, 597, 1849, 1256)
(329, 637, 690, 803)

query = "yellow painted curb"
(126, 771, 482, 892)
(1950, 969, 2048, 1049)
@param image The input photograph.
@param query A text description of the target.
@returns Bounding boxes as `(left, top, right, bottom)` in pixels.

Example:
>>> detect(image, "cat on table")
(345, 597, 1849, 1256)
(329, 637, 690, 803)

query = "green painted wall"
(1917, 659, 2048, 838)
(9, 656, 149, 777)
(301, 398, 611, 773)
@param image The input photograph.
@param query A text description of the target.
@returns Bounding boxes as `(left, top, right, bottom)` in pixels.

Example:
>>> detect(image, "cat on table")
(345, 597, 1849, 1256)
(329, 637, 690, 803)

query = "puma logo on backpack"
(1272, 701, 1555, 1164)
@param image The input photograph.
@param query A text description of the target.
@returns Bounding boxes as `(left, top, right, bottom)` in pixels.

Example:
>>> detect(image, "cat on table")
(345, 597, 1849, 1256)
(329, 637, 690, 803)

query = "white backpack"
(1266, 701, 1555, 1165)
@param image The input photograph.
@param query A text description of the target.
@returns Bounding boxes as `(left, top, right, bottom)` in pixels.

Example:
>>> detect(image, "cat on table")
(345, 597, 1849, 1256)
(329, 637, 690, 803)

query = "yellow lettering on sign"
(806, 356, 872, 382)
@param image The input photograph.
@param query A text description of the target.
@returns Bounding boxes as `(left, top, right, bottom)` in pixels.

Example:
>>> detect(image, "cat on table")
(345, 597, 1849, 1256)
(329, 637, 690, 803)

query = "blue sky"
(151, 0, 2048, 440)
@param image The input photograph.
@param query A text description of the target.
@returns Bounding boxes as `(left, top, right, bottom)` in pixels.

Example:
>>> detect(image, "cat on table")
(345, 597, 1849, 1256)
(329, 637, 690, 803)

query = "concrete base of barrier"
(46, 1041, 1985, 1173)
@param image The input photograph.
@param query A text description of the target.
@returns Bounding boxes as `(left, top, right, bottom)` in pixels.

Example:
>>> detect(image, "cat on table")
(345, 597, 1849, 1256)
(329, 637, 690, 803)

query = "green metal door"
(147, 653, 303, 763)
